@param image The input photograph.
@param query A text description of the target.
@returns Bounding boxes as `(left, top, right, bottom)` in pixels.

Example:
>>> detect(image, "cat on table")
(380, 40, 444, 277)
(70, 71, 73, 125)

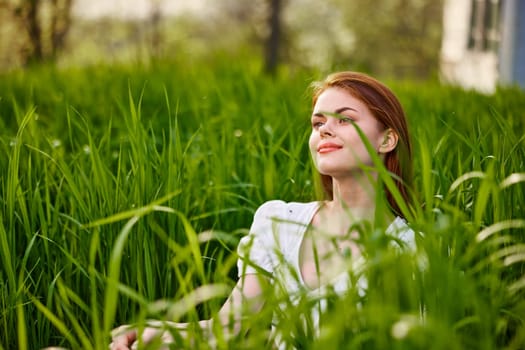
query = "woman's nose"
(319, 120, 334, 137)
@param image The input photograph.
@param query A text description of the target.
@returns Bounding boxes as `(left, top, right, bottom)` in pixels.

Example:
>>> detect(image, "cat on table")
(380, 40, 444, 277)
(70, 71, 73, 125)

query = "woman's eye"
(339, 117, 353, 124)
(312, 121, 324, 129)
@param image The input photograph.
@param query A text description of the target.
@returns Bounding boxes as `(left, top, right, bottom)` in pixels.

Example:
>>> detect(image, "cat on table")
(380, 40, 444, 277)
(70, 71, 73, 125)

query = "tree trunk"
(265, 0, 282, 74)
(51, 0, 72, 58)
(149, 2, 162, 57)
(26, 0, 43, 62)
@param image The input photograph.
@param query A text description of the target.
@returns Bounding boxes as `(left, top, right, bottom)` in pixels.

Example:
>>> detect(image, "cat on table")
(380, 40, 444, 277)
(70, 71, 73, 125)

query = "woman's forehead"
(313, 87, 368, 113)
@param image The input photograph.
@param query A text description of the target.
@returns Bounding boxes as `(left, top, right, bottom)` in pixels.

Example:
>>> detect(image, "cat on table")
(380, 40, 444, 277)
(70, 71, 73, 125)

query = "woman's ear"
(378, 128, 399, 154)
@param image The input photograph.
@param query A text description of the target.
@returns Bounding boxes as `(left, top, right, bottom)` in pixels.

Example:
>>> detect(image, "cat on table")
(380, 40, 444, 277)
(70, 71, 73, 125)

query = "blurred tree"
(1, 0, 72, 65)
(148, 0, 163, 57)
(211, 0, 288, 74)
(332, 0, 443, 79)
(161, 0, 441, 79)
(196, 0, 288, 74)
(0, 0, 443, 79)
(283, 0, 354, 71)
(265, 0, 284, 74)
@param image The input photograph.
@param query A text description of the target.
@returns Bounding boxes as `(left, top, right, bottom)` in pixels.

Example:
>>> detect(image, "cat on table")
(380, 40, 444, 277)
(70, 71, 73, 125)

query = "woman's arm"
(110, 274, 266, 349)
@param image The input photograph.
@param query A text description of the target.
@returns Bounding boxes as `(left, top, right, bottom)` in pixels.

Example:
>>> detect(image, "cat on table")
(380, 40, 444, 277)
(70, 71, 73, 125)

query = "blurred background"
(1, 0, 524, 93)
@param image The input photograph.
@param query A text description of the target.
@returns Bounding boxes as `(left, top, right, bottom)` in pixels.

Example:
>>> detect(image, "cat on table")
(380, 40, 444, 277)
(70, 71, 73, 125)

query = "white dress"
(236, 200, 416, 349)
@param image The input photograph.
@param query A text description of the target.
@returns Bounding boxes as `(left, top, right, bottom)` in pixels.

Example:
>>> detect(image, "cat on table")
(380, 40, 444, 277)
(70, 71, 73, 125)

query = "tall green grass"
(0, 55, 524, 349)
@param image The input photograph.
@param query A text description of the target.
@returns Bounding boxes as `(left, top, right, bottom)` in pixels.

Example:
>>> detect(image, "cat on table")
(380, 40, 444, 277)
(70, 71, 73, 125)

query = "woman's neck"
(328, 173, 378, 219)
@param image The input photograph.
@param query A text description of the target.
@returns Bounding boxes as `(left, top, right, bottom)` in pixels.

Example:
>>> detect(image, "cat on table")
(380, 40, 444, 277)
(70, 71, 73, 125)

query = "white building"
(440, 0, 525, 93)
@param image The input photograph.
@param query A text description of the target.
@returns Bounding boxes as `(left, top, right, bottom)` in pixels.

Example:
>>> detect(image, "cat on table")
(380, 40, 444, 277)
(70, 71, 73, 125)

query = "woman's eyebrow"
(313, 106, 358, 117)
(335, 107, 358, 114)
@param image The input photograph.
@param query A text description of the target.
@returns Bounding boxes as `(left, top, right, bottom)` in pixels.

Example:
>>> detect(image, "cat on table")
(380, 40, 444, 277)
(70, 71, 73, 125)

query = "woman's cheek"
(308, 133, 317, 155)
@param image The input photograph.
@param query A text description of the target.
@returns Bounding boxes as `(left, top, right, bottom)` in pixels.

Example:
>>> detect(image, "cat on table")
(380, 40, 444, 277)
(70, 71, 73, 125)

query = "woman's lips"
(317, 143, 342, 153)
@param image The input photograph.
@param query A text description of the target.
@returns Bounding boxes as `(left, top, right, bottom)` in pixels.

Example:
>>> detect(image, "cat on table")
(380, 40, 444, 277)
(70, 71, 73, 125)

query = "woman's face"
(309, 87, 387, 178)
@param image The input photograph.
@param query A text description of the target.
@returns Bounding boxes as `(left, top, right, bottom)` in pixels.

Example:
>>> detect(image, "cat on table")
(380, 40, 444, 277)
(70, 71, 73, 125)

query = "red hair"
(311, 71, 413, 217)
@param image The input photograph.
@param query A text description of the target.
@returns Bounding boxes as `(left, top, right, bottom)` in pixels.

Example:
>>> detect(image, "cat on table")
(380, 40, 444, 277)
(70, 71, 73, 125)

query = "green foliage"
(0, 55, 524, 349)
(332, 0, 444, 79)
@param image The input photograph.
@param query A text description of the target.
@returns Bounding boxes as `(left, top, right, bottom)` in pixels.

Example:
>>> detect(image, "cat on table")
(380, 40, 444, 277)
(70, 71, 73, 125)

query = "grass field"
(1, 55, 524, 349)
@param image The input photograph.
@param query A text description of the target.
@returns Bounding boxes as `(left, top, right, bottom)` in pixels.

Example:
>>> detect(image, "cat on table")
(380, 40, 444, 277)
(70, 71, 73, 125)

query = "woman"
(110, 71, 415, 350)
